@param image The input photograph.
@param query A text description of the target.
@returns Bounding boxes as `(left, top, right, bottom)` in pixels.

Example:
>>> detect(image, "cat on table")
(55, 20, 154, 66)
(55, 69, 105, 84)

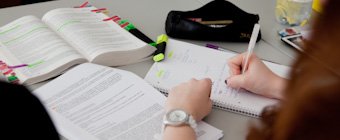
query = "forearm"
(266, 75, 287, 100)
(163, 125, 196, 140)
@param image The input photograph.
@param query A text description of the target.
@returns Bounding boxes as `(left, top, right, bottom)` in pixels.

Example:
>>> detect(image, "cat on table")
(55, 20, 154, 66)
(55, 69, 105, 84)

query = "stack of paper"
(33, 63, 223, 140)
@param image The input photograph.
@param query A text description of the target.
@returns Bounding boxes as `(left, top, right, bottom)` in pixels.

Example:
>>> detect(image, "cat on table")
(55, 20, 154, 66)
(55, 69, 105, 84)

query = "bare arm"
(163, 125, 196, 140)
(163, 78, 213, 140)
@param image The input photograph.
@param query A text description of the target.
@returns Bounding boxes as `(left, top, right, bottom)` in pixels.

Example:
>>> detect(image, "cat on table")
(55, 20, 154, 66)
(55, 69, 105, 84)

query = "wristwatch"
(162, 109, 198, 134)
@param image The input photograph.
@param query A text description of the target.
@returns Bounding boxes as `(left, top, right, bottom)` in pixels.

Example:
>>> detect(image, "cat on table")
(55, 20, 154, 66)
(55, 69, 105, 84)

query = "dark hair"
(247, 1, 340, 139)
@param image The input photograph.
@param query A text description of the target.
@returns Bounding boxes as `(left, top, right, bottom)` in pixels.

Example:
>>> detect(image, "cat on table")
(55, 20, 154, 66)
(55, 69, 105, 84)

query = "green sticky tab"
(149, 42, 157, 47)
(156, 34, 168, 44)
(119, 19, 128, 25)
(124, 23, 136, 31)
(153, 53, 165, 62)
(7, 76, 18, 81)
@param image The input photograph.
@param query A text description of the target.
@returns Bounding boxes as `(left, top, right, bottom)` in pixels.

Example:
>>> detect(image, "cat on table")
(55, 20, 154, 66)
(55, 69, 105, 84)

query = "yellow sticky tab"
(156, 34, 168, 44)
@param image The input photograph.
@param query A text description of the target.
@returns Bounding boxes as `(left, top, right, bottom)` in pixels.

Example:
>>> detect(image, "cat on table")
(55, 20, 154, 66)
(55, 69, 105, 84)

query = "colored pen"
(206, 43, 219, 49)
(241, 24, 260, 74)
(205, 43, 232, 52)
(153, 34, 168, 62)
(187, 18, 233, 24)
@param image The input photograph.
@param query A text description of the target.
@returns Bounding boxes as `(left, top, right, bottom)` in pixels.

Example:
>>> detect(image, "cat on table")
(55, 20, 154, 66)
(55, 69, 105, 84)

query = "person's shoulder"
(0, 81, 60, 140)
(0, 81, 33, 101)
(0, 81, 28, 92)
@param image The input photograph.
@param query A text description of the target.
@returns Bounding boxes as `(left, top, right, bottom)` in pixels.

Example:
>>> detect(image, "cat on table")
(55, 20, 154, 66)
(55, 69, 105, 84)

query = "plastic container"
(275, 0, 313, 26)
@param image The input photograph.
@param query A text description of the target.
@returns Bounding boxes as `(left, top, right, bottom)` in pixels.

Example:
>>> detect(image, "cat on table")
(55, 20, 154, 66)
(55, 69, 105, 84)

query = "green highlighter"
(153, 34, 168, 62)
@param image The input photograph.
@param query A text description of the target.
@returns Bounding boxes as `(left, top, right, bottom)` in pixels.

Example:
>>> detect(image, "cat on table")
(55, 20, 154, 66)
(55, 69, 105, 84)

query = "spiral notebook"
(144, 39, 290, 118)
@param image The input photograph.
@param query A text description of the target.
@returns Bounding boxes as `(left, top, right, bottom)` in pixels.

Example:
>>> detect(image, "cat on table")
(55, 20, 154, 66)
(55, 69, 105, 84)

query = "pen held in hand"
(241, 24, 261, 74)
(234, 24, 260, 94)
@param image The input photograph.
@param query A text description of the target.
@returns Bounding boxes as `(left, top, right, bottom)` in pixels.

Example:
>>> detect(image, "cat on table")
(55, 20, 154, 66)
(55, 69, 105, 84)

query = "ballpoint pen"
(241, 24, 260, 74)
(235, 24, 260, 94)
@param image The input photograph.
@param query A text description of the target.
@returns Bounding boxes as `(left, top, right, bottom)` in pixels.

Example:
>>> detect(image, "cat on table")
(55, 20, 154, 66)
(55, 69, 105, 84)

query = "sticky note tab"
(79, 1, 89, 8)
(156, 34, 168, 44)
(112, 16, 121, 22)
(149, 42, 157, 47)
(118, 20, 128, 25)
(7, 75, 18, 82)
(124, 23, 136, 31)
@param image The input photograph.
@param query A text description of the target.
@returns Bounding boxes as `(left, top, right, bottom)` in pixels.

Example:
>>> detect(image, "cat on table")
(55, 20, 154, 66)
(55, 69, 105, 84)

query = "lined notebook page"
(144, 39, 290, 117)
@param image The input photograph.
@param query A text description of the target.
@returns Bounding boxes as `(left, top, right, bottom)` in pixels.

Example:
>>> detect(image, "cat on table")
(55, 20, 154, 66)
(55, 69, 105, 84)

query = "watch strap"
(160, 114, 198, 138)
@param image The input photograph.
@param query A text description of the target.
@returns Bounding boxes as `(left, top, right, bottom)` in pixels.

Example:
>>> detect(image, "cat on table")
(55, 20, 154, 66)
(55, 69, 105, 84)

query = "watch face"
(168, 110, 188, 122)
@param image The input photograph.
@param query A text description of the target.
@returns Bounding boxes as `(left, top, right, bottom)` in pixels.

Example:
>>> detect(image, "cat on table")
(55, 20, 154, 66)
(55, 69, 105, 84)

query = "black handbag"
(165, 0, 261, 42)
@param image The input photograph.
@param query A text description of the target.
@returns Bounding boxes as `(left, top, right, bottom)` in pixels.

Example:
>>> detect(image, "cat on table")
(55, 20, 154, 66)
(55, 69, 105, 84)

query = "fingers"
(228, 53, 245, 76)
(228, 53, 261, 76)
(166, 78, 213, 121)
(226, 75, 245, 89)
(189, 78, 212, 98)
(201, 78, 212, 98)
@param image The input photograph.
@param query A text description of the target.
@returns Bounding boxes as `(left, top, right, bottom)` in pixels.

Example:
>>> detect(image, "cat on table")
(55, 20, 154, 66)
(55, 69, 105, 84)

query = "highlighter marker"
(153, 34, 168, 62)
(116, 18, 156, 46)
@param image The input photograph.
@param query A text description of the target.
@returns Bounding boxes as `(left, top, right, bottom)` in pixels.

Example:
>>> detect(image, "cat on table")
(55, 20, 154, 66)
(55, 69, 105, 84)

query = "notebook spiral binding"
(148, 83, 260, 118)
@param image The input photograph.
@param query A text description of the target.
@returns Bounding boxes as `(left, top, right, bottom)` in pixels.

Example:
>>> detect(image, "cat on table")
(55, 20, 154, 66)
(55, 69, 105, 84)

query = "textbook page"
(145, 39, 291, 117)
(33, 63, 223, 140)
(42, 7, 156, 66)
(0, 16, 86, 85)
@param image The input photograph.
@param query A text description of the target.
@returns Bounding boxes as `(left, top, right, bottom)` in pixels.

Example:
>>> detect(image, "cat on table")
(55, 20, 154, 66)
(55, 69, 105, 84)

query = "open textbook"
(33, 63, 223, 140)
(145, 39, 291, 117)
(0, 7, 155, 85)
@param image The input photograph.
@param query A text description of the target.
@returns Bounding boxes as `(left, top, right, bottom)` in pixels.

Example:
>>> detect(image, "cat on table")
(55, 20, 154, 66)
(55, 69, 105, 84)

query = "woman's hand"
(166, 78, 213, 121)
(227, 53, 286, 100)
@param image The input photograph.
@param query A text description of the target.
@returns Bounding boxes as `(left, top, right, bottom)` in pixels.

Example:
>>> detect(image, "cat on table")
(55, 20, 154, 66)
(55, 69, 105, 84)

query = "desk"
(0, 0, 296, 140)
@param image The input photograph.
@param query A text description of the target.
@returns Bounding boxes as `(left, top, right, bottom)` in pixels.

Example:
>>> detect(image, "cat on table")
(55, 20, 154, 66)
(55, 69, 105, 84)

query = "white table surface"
(0, 0, 297, 139)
